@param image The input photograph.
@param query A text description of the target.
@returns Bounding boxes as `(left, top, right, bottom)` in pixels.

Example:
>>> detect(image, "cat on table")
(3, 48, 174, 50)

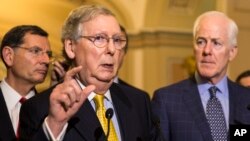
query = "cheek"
(89, 49, 102, 63)
(115, 52, 123, 63)
(77, 50, 100, 67)
(118, 53, 124, 61)
(13, 58, 33, 74)
(218, 51, 230, 63)
(14, 54, 33, 65)
(194, 49, 202, 60)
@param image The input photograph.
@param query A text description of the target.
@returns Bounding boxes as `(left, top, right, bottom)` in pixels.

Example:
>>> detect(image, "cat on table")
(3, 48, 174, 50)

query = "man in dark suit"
(0, 25, 51, 141)
(20, 5, 157, 141)
(151, 11, 250, 141)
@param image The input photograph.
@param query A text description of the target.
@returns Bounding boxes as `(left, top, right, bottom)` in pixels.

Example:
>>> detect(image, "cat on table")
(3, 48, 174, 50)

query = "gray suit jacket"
(151, 76, 250, 141)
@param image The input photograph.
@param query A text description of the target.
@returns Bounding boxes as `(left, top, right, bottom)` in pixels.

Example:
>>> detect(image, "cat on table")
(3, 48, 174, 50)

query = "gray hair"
(61, 5, 116, 64)
(193, 11, 238, 47)
(61, 4, 115, 42)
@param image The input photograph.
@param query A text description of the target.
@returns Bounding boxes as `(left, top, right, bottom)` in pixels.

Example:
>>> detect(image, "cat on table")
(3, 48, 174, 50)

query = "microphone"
(105, 108, 114, 140)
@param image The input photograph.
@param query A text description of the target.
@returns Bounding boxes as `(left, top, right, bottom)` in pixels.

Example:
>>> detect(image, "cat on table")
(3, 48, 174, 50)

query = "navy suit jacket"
(151, 77, 250, 141)
(19, 83, 157, 141)
(0, 89, 17, 141)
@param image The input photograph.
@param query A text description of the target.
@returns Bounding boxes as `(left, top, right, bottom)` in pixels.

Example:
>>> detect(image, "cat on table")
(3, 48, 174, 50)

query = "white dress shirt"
(0, 79, 35, 134)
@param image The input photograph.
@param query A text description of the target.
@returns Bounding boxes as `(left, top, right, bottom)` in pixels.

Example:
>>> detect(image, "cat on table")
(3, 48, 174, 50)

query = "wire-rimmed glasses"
(79, 33, 127, 50)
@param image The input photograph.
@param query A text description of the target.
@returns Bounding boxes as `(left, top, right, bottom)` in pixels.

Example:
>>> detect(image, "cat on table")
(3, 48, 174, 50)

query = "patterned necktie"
(16, 97, 27, 139)
(94, 95, 118, 141)
(206, 86, 227, 141)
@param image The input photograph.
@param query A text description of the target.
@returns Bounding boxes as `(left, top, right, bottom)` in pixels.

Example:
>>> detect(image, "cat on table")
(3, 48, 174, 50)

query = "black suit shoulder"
(21, 85, 54, 116)
(110, 83, 157, 141)
(118, 78, 148, 94)
(19, 86, 55, 141)
(116, 82, 149, 97)
(110, 83, 151, 115)
(0, 89, 17, 141)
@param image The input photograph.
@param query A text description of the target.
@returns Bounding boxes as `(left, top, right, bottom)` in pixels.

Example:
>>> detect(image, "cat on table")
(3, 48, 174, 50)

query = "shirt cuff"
(42, 117, 68, 141)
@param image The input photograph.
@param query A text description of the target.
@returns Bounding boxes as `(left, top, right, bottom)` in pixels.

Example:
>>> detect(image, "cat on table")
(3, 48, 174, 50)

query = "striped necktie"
(94, 95, 118, 141)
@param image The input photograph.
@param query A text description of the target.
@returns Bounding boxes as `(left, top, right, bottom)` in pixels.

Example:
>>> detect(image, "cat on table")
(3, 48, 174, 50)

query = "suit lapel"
(109, 84, 132, 141)
(182, 78, 213, 141)
(0, 89, 16, 141)
(65, 83, 138, 140)
(68, 99, 106, 141)
(228, 80, 237, 125)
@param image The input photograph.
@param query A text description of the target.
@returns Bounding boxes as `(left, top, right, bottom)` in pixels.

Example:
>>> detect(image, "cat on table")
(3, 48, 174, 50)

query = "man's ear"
(2, 46, 15, 67)
(64, 39, 75, 59)
(229, 46, 238, 61)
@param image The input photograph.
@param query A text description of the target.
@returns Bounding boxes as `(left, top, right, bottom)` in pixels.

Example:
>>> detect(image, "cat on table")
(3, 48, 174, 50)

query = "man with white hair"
(152, 11, 250, 141)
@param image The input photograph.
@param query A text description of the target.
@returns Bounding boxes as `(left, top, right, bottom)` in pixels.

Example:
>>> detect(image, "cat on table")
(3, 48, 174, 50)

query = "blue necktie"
(206, 86, 227, 141)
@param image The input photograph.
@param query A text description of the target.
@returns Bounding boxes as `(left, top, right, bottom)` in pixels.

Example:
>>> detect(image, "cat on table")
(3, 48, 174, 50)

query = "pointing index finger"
(64, 66, 82, 81)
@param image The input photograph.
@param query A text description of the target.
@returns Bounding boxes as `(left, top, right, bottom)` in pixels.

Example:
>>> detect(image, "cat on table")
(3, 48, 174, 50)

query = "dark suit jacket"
(0, 89, 17, 141)
(118, 78, 132, 87)
(151, 77, 250, 141)
(118, 78, 148, 94)
(19, 83, 157, 141)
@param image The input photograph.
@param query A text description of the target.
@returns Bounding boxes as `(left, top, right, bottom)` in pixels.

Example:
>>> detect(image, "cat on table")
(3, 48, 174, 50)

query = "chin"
(198, 69, 215, 78)
(98, 78, 113, 83)
(101, 76, 115, 82)
(34, 76, 46, 82)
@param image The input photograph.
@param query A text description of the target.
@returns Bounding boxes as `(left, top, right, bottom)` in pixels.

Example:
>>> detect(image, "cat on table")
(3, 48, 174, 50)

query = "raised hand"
(50, 60, 69, 86)
(47, 66, 96, 137)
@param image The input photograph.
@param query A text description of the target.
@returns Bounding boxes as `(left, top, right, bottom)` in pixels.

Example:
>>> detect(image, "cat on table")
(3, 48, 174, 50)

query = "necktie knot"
(208, 86, 218, 98)
(93, 95, 104, 109)
(19, 97, 27, 104)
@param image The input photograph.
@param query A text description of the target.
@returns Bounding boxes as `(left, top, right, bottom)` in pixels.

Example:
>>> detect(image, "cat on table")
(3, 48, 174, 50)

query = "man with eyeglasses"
(19, 4, 159, 141)
(50, 25, 144, 92)
(0, 25, 51, 141)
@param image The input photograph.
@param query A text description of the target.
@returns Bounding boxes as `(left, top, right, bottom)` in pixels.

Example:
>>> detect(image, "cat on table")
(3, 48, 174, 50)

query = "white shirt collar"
(113, 76, 119, 84)
(75, 79, 112, 102)
(0, 78, 35, 114)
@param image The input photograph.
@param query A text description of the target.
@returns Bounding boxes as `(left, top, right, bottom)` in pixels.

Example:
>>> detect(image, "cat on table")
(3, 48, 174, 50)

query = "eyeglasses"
(79, 33, 127, 50)
(15, 46, 53, 59)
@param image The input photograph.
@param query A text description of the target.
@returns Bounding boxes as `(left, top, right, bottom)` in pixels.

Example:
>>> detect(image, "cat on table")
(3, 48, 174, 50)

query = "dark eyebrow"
(31, 46, 51, 51)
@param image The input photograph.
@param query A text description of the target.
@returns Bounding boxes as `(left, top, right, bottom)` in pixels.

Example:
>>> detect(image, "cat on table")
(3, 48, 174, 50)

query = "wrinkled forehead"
(195, 16, 230, 39)
(81, 15, 121, 35)
(23, 33, 50, 48)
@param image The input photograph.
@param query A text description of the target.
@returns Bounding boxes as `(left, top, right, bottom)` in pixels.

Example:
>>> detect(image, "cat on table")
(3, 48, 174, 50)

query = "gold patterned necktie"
(94, 95, 118, 141)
